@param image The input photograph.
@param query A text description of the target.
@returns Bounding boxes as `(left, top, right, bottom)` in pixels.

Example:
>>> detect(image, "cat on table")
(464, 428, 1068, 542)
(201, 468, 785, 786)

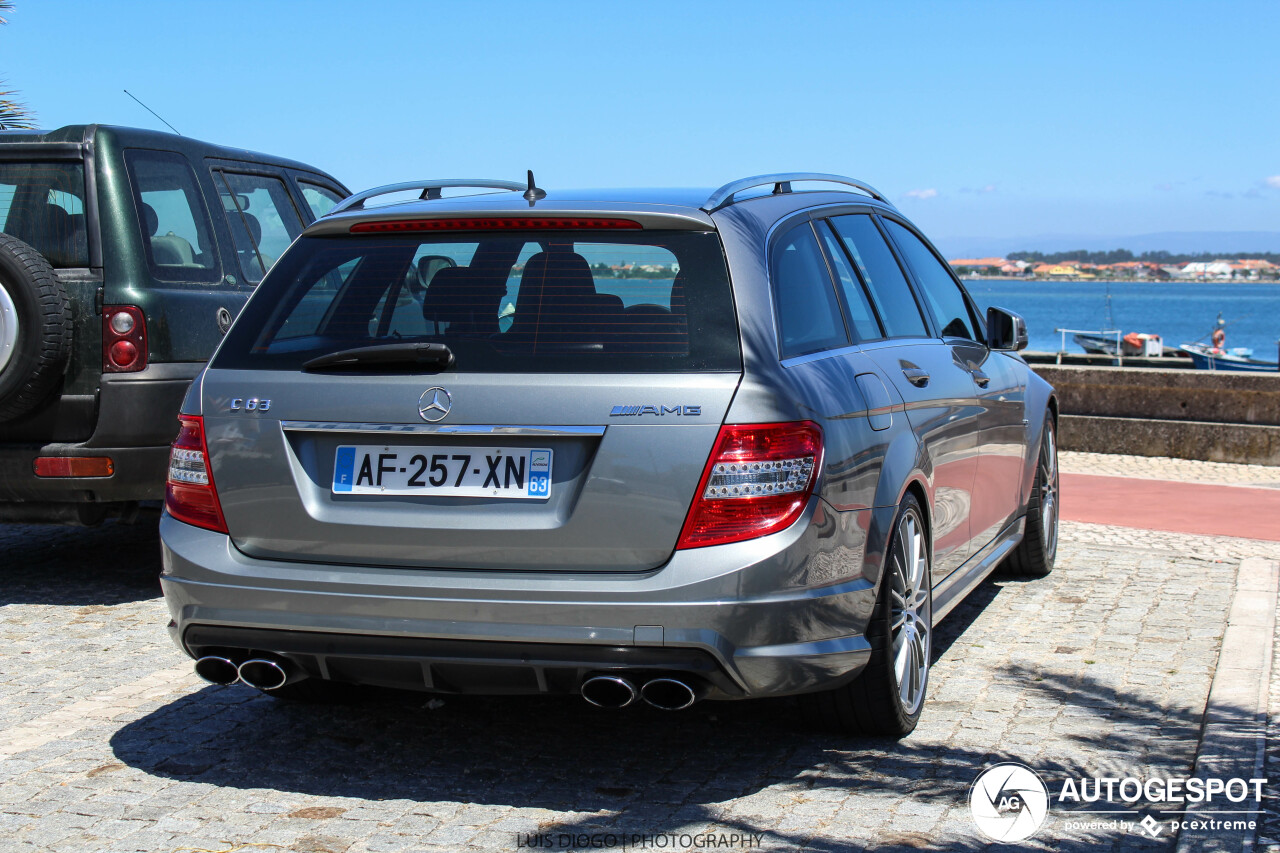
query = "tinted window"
(816, 221, 882, 343)
(0, 161, 88, 267)
(882, 219, 982, 341)
(213, 230, 740, 374)
(124, 150, 219, 282)
(771, 222, 848, 357)
(214, 171, 305, 283)
(299, 181, 344, 219)
(829, 215, 927, 338)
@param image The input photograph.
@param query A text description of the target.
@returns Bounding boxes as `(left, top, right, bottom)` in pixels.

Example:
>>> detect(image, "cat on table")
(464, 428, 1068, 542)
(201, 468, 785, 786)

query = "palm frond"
(0, 2, 12, 25)
(0, 87, 35, 130)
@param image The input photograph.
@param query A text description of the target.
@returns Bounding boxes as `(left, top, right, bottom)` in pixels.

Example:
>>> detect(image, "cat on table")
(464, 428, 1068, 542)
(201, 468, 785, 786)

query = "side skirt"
(931, 516, 1025, 623)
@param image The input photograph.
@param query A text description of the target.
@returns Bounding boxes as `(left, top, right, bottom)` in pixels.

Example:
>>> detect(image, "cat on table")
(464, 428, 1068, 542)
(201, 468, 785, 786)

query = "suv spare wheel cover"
(0, 233, 73, 422)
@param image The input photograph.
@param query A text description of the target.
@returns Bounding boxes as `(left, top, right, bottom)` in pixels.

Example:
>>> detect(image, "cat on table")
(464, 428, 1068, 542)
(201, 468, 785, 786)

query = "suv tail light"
(165, 415, 228, 533)
(676, 421, 822, 549)
(103, 305, 147, 373)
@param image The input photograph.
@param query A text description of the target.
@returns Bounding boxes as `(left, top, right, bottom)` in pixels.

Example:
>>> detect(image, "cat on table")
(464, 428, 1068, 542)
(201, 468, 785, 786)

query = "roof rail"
(329, 179, 525, 215)
(701, 173, 894, 213)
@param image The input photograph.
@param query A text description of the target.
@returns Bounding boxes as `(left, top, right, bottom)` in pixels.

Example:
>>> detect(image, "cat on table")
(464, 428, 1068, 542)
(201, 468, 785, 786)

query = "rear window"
(212, 230, 741, 373)
(0, 161, 89, 267)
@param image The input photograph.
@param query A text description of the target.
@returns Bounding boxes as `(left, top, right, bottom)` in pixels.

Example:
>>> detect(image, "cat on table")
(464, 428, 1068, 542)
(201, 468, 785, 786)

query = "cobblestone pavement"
(0, 456, 1275, 852)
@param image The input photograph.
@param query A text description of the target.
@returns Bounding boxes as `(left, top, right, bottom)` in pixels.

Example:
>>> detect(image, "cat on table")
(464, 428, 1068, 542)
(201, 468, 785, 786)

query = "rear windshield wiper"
(302, 342, 455, 372)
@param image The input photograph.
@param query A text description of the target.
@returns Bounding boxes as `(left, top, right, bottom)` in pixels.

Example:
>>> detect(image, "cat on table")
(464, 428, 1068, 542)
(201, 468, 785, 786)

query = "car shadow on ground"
(106, 572, 1224, 850)
(0, 520, 163, 606)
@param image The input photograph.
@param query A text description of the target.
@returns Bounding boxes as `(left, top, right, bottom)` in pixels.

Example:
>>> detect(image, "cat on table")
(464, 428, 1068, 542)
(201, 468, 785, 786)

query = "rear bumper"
(0, 363, 199, 513)
(160, 499, 877, 699)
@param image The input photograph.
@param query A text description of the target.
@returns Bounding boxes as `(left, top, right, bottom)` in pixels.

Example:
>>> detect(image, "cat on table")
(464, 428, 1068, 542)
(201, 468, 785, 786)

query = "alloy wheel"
(888, 508, 931, 715)
(1040, 424, 1059, 560)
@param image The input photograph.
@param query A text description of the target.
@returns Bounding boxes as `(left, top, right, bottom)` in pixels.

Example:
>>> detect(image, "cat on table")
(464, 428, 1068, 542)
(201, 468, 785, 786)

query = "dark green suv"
(0, 124, 347, 524)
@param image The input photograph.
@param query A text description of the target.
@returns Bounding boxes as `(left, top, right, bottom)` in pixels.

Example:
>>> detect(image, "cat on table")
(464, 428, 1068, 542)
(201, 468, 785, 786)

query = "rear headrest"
(140, 202, 158, 237)
(516, 251, 596, 318)
(241, 212, 262, 245)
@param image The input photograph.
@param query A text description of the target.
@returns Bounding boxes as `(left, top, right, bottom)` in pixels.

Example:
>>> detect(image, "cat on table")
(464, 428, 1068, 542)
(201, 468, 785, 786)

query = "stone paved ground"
(0, 454, 1275, 852)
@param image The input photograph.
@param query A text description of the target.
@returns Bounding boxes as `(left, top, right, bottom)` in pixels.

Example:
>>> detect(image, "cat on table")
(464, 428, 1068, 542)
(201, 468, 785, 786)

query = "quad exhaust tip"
(237, 658, 290, 691)
(581, 675, 638, 709)
(193, 655, 239, 686)
(640, 677, 699, 711)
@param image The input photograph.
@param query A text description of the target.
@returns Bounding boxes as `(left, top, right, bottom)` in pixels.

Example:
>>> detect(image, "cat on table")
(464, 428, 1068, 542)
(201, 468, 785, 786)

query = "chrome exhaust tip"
(194, 655, 240, 686)
(640, 677, 700, 710)
(580, 675, 638, 709)
(237, 658, 293, 691)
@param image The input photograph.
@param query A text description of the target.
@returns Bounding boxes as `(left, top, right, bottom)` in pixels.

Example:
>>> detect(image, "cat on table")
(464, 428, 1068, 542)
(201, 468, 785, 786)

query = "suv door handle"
(902, 367, 930, 387)
(970, 369, 991, 388)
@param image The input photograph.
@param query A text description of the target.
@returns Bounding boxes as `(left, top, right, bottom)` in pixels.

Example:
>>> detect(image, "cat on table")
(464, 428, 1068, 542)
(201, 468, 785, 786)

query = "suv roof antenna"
(123, 90, 181, 136)
(523, 170, 546, 206)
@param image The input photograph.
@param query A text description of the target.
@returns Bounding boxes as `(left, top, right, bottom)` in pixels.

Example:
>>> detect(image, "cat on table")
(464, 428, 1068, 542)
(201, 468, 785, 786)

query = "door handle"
(970, 369, 991, 388)
(902, 367, 930, 387)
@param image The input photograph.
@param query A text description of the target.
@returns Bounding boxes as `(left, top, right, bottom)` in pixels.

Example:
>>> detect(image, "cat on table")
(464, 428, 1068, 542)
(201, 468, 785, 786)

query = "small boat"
(1074, 331, 1163, 357)
(1070, 286, 1163, 356)
(1179, 342, 1278, 372)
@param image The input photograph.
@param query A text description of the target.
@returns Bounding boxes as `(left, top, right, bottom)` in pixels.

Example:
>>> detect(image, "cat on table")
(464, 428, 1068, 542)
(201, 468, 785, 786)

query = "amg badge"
(609, 405, 701, 417)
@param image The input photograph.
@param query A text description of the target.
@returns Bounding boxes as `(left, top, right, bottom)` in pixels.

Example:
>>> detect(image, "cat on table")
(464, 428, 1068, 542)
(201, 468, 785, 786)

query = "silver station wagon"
(160, 173, 1058, 736)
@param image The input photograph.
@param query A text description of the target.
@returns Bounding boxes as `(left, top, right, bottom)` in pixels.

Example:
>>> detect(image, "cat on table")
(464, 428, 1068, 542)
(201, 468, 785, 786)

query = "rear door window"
(0, 161, 89, 268)
(298, 181, 344, 220)
(124, 150, 220, 282)
(815, 220, 883, 343)
(829, 214, 928, 339)
(771, 221, 849, 358)
(212, 229, 740, 374)
(213, 171, 306, 284)
(881, 218, 984, 342)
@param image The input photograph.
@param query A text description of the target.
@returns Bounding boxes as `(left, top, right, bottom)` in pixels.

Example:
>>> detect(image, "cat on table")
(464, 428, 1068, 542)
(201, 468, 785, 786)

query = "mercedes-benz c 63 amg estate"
(159, 173, 1058, 736)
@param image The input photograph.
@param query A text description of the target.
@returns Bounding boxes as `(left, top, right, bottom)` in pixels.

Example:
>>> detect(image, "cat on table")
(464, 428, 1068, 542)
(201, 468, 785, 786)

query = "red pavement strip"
(1061, 473, 1280, 543)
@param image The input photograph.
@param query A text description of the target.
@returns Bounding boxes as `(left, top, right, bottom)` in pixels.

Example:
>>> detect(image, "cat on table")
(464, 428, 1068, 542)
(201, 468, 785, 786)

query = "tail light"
(165, 415, 228, 533)
(676, 421, 822, 549)
(103, 305, 147, 373)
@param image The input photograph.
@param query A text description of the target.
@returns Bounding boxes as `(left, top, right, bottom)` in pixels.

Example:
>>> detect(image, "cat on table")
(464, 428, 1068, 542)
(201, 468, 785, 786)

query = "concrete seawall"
(1030, 365, 1280, 466)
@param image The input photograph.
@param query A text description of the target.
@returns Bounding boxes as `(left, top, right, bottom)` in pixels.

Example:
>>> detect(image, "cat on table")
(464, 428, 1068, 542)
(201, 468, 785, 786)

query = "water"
(965, 279, 1280, 358)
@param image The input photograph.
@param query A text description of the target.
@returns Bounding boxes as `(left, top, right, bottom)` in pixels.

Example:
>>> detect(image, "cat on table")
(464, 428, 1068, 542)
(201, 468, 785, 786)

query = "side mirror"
(986, 306, 1028, 351)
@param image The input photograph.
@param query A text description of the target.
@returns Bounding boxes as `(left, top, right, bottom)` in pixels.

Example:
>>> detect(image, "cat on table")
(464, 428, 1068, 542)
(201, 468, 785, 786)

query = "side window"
(829, 215, 928, 339)
(882, 219, 982, 342)
(213, 171, 306, 284)
(298, 181, 344, 220)
(0, 161, 89, 268)
(124, 150, 220, 282)
(816, 221, 883, 343)
(771, 221, 849, 358)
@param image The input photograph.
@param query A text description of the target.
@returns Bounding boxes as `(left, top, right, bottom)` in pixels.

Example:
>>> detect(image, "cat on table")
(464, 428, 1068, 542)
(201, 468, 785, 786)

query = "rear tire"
(802, 493, 932, 737)
(1000, 417, 1058, 579)
(0, 233, 72, 422)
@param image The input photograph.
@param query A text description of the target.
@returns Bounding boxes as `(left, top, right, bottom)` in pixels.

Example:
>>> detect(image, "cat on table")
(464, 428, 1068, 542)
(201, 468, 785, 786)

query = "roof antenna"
(123, 90, 181, 136)
(523, 170, 546, 206)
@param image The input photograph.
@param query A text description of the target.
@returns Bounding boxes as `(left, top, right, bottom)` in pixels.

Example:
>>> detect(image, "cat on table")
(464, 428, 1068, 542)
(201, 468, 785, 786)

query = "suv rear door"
(200, 221, 742, 572)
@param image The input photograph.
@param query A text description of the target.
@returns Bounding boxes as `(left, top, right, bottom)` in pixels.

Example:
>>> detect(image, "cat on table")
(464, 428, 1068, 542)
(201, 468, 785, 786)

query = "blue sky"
(5, 1, 1279, 253)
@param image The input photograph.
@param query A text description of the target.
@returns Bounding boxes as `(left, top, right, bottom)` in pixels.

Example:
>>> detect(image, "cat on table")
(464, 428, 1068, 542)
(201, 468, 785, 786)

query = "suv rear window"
(212, 230, 741, 373)
(0, 161, 89, 267)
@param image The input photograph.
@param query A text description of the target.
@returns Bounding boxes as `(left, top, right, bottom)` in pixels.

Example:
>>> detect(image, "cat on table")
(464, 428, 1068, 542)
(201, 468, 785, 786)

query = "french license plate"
(332, 445, 552, 499)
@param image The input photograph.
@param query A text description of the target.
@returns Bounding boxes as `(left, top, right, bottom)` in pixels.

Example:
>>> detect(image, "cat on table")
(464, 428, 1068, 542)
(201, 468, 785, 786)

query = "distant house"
(1180, 261, 1233, 279)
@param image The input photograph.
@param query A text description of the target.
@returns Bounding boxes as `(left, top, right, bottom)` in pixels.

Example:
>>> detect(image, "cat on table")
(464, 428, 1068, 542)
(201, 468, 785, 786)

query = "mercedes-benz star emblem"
(418, 387, 452, 422)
